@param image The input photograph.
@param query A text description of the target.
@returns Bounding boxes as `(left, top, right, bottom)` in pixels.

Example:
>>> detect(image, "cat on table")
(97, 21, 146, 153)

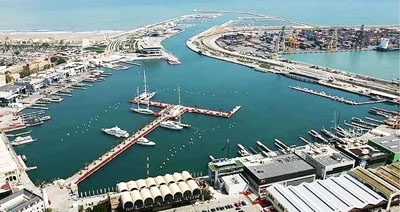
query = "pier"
(66, 100, 241, 185)
(289, 86, 386, 105)
(131, 99, 241, 118)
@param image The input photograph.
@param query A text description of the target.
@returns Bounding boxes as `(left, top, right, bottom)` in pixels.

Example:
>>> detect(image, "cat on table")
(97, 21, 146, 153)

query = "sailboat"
(171, 87, 191, 128)
(135, 70, 156, 101)
(131, 86, 154, 115)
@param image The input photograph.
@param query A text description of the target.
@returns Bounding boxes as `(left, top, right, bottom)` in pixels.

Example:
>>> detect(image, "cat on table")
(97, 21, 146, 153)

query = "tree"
(19, 69, 31, 78)
(43, 64, 51, 70)
(5, 74, 13, 83)
(92, 203, 108, 212)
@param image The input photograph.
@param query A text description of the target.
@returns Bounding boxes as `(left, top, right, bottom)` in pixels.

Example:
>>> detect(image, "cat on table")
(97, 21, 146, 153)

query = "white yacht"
(11, 136, 37, 146)
(136, 137, 156, 146)
(160, 120, 183, 130)
(135, 70, 156, 101)
(102, 126, 129, 138)
(131, 86, 154, 115)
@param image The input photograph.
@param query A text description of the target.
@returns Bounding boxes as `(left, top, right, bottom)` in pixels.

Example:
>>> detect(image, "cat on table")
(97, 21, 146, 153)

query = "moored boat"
(136, 137, 156, 146)
(160, 120, 183, 130)
(11, 136, 37, 146)
(102, 126, 129, 138)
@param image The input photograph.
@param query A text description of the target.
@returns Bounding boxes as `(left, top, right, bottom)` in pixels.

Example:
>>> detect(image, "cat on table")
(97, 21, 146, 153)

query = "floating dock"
(66, 99, 241, 185)
(131, 99, 241, 118)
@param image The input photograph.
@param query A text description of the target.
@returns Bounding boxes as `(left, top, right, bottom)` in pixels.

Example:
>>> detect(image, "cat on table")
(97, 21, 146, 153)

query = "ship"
(160, 120, 183, 130)
(165, 57, 181, 65)
(131, 86, 154, 115)
(102, 126, 129, 138)
(135, 70, 155, 101)
(11, 136, 37, 146)
(136, 137, 156, 146)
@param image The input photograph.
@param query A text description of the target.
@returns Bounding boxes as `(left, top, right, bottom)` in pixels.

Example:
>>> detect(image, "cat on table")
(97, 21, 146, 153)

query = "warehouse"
(266, 174, 386, 212)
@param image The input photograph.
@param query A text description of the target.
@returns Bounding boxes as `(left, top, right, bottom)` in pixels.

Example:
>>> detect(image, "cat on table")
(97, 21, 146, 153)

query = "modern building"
(0, 134, 20, 194)
(368, 135, 400, 163)
(220, 174, 248, 195)
(242, 153, 316, 195)
(112, 171, 201, 211)
(207, 158, 244, 186)
(335, 144, 387, 168)
(266, 174, 386, 212)
(0, 189, 44, 212)
(350, 164, 400, 210)
(294, 144, 355, 179)
(137, 39, 162, 55)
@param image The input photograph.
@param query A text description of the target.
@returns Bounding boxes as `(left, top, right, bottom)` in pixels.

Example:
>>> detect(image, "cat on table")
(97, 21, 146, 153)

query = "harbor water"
(2, 1, 399, 192)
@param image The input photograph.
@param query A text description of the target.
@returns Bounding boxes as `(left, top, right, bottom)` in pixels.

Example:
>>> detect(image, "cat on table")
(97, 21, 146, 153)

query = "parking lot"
(162, 193, 263, 212)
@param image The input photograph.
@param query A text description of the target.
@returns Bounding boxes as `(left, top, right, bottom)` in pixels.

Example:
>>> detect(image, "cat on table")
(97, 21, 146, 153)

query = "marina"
(0, 3, 398, 211)
(65, 95, 241, 185)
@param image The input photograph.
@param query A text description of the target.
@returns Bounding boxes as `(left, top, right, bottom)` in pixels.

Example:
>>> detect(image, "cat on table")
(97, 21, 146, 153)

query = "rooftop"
(295, 144, 354, 166)
(208, 158, 243, 171)
(0, 189, 42, 212)
(350, 165, 400, 199)
(0, 134, 18, 179)
(267, 174, 385, 212)
(370, 135, 400, 153)
(244, 153, 315, 180)
(221, 174, 247, 187)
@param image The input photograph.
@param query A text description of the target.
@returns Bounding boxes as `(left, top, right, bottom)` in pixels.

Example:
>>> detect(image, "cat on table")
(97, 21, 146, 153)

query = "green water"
(13, 17, 398, 192)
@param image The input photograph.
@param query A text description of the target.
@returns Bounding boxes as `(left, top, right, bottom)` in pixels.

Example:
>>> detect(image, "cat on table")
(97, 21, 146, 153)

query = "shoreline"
(0, 31, 121, 42)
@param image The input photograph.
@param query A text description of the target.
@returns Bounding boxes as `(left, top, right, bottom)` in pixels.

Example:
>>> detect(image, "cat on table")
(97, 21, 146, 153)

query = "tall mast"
(143, 70, 148, 94)
(178, 87, 181, 106)
(178, 87, 181, 122)
(136, 86, 140, 109)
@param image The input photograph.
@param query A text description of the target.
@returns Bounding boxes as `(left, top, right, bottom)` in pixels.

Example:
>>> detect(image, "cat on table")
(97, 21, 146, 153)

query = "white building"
(0, 189, 44, 212)
(266, 174, 385, 212)
(137, 38, 162, 55)
(0, 134, 20, 193)
(220, 174, 248, 195)
(294, 144, 355, 179)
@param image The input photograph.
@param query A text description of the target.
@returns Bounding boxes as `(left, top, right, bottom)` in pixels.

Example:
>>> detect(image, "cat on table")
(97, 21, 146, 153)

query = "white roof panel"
(267, 174, 385, 212)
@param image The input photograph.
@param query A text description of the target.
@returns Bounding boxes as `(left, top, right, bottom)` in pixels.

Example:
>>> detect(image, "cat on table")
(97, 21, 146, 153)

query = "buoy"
(67, 133, 70, 136)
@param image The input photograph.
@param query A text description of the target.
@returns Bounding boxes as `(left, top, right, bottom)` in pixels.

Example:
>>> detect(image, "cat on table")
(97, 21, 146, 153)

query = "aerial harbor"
(0, 1, 399, 212)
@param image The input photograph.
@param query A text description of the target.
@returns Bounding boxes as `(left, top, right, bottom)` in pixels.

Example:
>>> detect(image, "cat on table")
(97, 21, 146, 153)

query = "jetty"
(289, 86, 386, 105)
(65, 99, 241, 185)
(131, 99, 241, 118)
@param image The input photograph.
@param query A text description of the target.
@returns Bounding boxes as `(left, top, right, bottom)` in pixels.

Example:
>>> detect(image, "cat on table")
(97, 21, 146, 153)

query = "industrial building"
(368, 135, 400, 163)
(266, 174, 386, 212)
(350, 164, 400, 210)
(0, 188, 44, 212)
(335, 144, 387, 168)
(208, 158, 244, 186)
(0, 133, 20, 194)
(113, 171, 201, 211)
(242, 153, 316, 195)
(294, 144, 355, 179)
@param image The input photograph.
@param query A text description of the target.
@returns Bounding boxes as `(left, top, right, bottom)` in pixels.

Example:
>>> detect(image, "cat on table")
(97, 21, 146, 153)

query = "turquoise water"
(14, 17, 398, 192)
(2, 0, 399, 192)
(284, 51, 400, 80)
(0, 0, 399, 31)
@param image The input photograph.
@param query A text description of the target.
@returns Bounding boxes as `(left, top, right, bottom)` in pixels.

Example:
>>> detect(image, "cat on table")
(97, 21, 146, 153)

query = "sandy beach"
(0, 31, 122, 42)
